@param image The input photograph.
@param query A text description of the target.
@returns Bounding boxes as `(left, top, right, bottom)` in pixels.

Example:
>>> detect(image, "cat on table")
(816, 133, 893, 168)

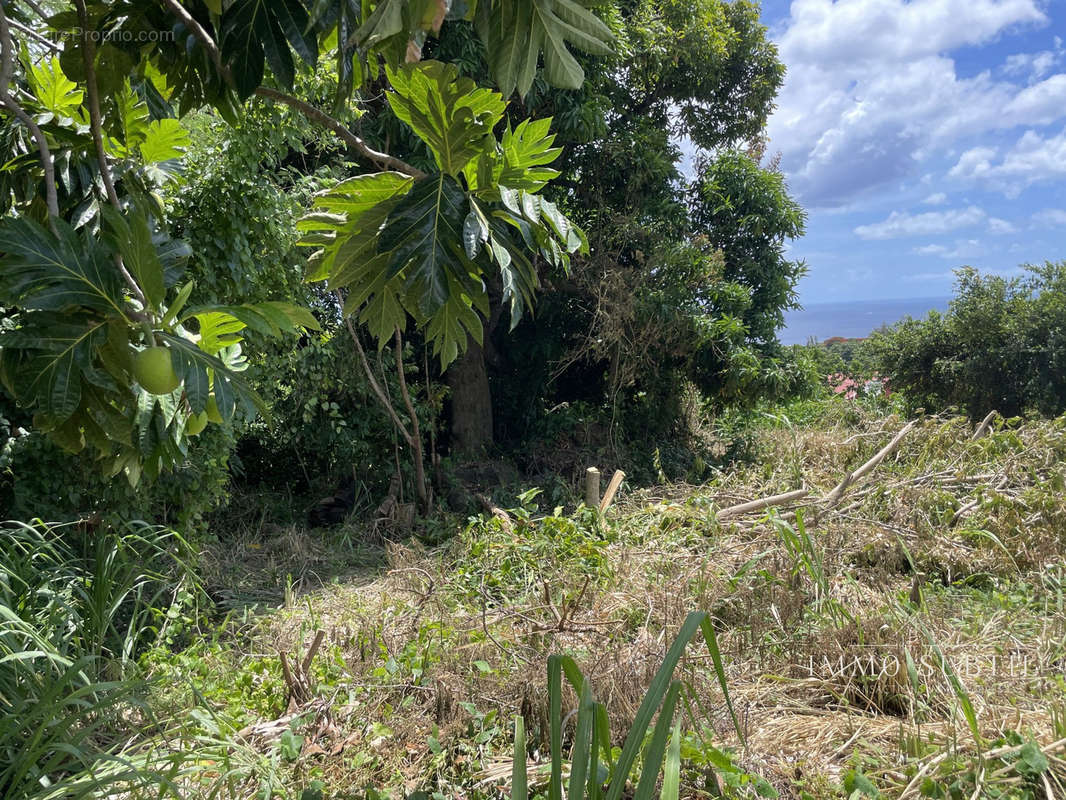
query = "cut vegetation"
(127, 401, 1066, 798)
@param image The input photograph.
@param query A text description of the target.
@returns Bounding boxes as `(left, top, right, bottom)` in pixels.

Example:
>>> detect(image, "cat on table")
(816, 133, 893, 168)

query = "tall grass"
(0, 519, 199, 800)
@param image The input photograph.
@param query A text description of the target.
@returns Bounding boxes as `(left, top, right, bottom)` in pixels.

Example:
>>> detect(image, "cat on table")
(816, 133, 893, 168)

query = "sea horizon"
(780, 295, 952, 346)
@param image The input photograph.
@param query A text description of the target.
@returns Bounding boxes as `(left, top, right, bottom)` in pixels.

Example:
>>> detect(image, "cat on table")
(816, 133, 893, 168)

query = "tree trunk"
(447, 336, 493, 456)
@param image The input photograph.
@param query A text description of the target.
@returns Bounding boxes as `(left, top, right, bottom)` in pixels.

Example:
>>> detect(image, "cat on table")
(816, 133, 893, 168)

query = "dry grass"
(151, 404, 1066, 798)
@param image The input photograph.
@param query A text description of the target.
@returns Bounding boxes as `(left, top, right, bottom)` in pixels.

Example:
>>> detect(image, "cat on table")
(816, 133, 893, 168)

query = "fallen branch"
(818, 420, 919, 516)
(716, 488, 810, 521)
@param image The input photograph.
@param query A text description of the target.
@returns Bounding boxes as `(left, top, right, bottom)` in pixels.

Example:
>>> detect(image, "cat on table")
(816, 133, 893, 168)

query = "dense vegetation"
(1, 1, 1064, 798)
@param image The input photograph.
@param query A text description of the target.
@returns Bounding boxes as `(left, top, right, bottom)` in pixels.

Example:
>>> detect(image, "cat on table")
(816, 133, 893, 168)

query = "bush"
(869, 263, 1066, 418)
(1, 395, 233, 532)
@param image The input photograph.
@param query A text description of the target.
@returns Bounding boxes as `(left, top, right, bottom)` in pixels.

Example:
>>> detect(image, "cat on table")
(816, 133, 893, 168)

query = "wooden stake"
(971, 410, 997, 440)
(584, 467, 601, 508)
(598, 470, 625, 513)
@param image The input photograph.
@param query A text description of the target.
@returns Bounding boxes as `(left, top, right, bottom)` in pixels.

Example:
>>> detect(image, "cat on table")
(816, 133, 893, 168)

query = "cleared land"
(146, 402, 1066, 798)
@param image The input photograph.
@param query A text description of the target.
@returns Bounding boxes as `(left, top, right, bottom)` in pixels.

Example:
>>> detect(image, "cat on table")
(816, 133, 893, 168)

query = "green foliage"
(0, 519, 199, 800)
(868, 263, 1066, 418)
(300, 60, 587, 365)
(509, 611, 742, 799)
(688, 150, 806, 345)
(236, 326, 419, 496)
(453, 497, 609, 602)
(476, 0, 614, 97)
(1, 396, 233, 530)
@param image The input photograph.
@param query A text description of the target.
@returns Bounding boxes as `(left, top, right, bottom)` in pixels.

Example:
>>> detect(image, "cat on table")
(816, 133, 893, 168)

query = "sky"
(754, 0, 1066, 303)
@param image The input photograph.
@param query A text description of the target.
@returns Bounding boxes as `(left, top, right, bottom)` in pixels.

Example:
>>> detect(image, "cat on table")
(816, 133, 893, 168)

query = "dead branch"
(819, 420, 919, 514)
(717, 488, 810, 521)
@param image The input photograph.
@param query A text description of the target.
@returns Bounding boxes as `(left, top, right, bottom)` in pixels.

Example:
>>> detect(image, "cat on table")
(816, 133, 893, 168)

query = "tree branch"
(10, 17, 60, 52)
(157, 0, 423, 177)
(73, 0, 148, 308)
(394, 327, 428, 510)
(0, 4, 59, 226)
(337, 293, 414, 446)
(254, 87, 425, 177)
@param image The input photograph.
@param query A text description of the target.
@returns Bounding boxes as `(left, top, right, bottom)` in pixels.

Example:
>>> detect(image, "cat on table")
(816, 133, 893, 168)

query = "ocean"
(780, 296, 952, 345)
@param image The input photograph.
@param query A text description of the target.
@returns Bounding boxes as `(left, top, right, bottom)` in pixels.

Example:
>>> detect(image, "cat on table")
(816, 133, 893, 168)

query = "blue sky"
(755, 0, 1066, 303)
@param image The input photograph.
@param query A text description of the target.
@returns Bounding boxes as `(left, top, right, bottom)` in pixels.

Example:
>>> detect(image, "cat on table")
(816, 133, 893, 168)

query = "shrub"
(868, 263, 1066, 418)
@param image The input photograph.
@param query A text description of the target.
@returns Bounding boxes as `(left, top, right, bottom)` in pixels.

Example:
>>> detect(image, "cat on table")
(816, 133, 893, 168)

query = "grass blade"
(633, 680, 681, 800)
(512, 716, 527, 800)
(661, 722, 681, 800)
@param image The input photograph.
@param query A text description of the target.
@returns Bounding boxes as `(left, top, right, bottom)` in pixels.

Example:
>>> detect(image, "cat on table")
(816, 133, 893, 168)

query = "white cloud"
(910, 239, 986, 259)
(904, 269, 956, 281)
(988, 217, 1018, 234)
(949, 127, 1066, 195)
(1004, 50, 1057, 78)
(855, 205, 986, 239)
(766, 0, 1054, 206)
(1033, 208, 1066, 226)
(923, 192, 948, 205)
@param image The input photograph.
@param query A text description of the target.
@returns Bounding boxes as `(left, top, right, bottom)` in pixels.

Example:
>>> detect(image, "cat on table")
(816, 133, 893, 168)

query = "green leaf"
(159, 333, 267, 419)
(479, 0, 613, 97)
(221, 0, 318, 97)
(567, 680, 595, 800)
(843, 770, 879, 798)
(378, 173, 468, 316)
(192, 311, 247, 355)
(352, 0, 405, 50)
(386, 61, 506, 176)
(497, 118, 562, 191)
(632, 681, 681, 800)
(0, 217, 127, 319)
(0, 314, 111, 423)
(1016, 741, 1049, 777)
(511, 716, 527, 800)
(139, 119, 190, 163)
(661, 724, 681, 800)
(100, 205, 166, 310)
(112, 83, 151, 157)
(26, 56, 83, 118)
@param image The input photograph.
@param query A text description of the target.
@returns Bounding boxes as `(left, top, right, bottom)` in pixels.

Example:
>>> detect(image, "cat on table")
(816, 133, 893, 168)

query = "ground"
(142, 399, 1066, 799)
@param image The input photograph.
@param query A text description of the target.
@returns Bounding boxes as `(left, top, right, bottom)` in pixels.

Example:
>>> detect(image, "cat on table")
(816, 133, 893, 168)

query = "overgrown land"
(3, 1, 1066, 798)
(8, 395, 1066, 799)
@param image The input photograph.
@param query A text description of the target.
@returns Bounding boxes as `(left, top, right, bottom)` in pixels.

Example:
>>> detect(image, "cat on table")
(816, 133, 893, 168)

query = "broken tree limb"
(475, 493, 513, 533)
(598, 470, 625, 513)
(716, 488, 810, 521)
(971, 410, 998, 440)
(819, 420, 919, 513)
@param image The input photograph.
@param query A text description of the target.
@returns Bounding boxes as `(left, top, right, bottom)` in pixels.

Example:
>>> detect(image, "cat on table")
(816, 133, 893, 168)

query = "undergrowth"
(6, 399, 1066, 798)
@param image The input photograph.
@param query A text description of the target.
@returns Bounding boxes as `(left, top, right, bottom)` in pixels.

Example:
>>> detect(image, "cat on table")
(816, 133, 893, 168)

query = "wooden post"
(598, 470, 625, 513)
(584, 467, 601, 508)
